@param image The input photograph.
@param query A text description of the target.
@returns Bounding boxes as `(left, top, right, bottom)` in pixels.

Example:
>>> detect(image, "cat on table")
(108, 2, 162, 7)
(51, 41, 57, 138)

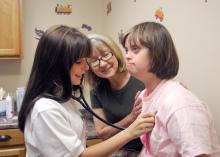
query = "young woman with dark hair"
(18, 25, 155, 157)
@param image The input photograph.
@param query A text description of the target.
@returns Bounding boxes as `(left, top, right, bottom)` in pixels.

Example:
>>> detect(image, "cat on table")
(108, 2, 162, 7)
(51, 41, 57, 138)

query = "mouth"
(99, 66, 112, 73)
(126, 62, 134, 66)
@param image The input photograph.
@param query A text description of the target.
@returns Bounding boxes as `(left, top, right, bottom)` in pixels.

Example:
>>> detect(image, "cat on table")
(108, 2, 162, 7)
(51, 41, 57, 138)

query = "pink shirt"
(139, 80, 220, 157)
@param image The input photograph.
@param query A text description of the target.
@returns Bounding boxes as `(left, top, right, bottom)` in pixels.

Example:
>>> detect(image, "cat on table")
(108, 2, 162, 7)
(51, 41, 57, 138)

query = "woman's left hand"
(130, 91, 142, 119)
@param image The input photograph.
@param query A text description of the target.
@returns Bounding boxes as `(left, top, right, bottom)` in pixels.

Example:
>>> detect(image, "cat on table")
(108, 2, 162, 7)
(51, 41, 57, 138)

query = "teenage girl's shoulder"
(160, 80, 203, 110)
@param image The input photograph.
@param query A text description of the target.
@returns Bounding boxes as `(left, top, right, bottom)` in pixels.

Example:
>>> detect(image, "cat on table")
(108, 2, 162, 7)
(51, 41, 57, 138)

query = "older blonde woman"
(86, 34, 146, 157)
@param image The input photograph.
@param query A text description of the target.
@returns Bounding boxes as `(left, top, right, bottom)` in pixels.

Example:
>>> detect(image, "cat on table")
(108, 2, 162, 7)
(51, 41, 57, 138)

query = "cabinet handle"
(0, 135, 12, 141)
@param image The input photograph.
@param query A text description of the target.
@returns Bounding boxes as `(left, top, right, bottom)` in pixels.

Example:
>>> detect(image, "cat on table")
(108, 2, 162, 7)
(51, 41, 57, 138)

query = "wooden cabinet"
(0, 129, 25, 157)
(0, 0, 23, 59)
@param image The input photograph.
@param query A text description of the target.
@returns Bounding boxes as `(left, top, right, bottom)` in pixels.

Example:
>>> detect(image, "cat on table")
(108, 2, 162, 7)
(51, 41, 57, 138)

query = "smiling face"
(70, 58, 89, 85)
(89, 41, 119, 79)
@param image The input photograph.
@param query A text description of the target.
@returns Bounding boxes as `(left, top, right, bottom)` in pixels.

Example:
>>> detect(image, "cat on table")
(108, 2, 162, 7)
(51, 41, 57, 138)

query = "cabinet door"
(0, 0, 23, 59)
(0, 129, 25, 157)
(0, 147, 25, 157)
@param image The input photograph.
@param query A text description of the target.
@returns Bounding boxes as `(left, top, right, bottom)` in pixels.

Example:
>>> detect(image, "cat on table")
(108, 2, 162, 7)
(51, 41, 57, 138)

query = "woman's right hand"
(81, 113, 154, 157)
(125, 112, 155, 140)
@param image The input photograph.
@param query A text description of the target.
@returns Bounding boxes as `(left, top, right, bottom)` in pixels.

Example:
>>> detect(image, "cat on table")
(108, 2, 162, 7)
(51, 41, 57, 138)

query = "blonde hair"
(86, 34, 127, 87)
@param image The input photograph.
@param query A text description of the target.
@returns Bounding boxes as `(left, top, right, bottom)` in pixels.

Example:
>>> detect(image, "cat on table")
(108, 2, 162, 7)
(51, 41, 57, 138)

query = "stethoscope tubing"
(71, 87, 124, 130)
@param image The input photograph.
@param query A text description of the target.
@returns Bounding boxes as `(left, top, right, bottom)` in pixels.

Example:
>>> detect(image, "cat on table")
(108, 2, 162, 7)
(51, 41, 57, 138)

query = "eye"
(123, 47, 128, 54)
(86, 58, 99, 67)
(87, 58, 98, 64)
(102, 52, 112, 60)
(75, 59, 82, 64)
(131, 46, 140, 54)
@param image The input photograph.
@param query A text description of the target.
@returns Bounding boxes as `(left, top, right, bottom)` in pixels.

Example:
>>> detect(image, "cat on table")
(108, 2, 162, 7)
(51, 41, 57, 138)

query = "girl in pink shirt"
(122, 21, 220, 157)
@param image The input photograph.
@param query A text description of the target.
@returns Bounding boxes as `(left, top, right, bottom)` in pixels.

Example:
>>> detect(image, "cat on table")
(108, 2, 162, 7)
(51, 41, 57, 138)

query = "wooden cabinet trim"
(0, 129, 24, 147)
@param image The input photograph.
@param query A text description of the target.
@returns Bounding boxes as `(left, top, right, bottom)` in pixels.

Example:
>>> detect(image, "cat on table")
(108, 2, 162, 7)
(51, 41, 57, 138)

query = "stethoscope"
(71, 85, 124, 130)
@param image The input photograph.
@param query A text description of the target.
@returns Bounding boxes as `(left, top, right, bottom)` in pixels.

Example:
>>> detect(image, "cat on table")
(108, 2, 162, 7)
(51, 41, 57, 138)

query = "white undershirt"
(24, 98, 86, 157)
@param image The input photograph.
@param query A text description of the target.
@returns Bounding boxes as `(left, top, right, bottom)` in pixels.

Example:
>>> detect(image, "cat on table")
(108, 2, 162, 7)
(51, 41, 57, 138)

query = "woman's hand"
(129, 91, 142, 120)
(125, 112, 155, 140)
(81, 113, 155, 157)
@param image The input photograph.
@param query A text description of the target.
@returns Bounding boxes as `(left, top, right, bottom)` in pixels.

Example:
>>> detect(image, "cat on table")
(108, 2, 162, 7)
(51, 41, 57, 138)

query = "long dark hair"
(18, 25, 91, 132)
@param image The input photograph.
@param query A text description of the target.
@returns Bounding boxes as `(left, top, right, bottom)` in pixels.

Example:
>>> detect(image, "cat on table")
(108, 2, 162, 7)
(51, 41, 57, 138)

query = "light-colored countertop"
(0, 117, 18, 129)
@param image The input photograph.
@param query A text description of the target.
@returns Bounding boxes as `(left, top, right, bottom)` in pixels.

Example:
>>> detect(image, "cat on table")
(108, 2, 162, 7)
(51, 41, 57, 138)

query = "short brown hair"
(122, 22, 179, 79)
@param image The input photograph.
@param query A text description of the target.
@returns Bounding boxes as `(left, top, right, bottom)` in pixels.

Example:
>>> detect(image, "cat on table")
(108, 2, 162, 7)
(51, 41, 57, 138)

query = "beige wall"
(0, 0, 104, 101)
(0, 0, 220, 140)
(103, 0, 220, 140)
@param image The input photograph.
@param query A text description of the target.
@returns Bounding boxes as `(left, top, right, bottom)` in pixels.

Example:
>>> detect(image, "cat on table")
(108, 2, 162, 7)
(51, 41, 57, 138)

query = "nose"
(99, 59, 108, 67)
(125, 50, 132, 60)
